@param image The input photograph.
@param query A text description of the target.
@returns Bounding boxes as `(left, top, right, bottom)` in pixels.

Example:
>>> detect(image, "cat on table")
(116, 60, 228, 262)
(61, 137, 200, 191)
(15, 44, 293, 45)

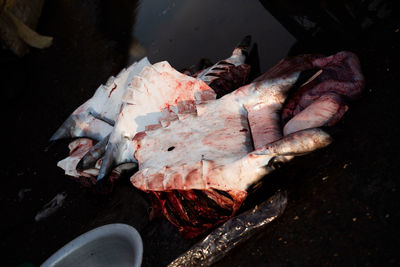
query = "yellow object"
(0, 0, 53, 49)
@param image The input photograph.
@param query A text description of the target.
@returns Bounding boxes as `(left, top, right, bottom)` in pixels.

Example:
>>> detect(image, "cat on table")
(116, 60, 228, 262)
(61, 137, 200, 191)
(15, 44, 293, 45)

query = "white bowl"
(41, 223, 143, 267)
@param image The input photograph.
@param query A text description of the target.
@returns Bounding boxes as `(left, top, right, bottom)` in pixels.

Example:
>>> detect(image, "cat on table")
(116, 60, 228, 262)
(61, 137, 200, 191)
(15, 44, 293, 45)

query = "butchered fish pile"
(50, 36, 364, 237)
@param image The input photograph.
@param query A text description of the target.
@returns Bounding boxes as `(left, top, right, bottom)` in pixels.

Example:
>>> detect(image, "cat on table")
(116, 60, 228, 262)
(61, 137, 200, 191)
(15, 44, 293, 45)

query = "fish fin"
(77, 135, 109, 170)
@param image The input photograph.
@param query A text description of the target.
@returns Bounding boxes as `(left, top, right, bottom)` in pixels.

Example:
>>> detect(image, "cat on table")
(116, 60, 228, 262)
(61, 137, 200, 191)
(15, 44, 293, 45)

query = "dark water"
(131, 0, 295, 71)
(1, 0, 400, 266)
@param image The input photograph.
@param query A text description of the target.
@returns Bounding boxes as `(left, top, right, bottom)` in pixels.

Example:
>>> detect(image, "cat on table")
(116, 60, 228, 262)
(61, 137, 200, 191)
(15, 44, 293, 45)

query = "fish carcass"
(53, 37, 252, 185)
(51, 45, 364, 237)
(130, 51, 363, 237)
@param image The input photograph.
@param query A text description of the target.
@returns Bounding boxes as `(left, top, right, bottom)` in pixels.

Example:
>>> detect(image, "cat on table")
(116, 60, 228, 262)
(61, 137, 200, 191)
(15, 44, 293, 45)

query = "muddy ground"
(1, 0, 400, 266)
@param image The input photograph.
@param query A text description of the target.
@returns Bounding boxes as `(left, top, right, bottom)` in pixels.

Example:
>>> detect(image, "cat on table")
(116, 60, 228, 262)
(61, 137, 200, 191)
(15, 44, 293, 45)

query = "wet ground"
(1, 0, 400, 266)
